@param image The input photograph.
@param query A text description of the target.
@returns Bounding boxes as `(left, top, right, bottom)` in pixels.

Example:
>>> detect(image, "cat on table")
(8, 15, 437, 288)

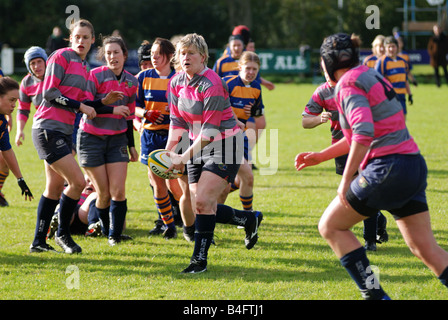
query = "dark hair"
(97, 36, 128, 61)
(320, 33, 361, 81)
(152, 37, 175, 65)
(0, 77, 19, 96)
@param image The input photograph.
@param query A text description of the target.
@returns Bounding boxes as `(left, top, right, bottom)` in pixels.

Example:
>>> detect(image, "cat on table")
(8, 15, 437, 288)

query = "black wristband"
(84, 99, 104, 109)
(126, 120, 135, 148)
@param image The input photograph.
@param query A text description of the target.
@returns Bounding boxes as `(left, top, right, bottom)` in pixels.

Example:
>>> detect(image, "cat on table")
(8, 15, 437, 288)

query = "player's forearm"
(318, 137, 350, 162)
(302, 115, 321, 128)
(1, 149, 23, 179)
(342, 141, 369, 182)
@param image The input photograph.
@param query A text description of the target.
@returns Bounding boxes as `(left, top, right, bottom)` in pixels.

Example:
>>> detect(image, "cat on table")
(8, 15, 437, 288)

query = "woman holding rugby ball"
(166, 33, 262, 274)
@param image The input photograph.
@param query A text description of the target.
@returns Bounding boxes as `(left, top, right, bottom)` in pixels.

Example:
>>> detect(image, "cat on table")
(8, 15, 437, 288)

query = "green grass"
(1, 81, 448, 301)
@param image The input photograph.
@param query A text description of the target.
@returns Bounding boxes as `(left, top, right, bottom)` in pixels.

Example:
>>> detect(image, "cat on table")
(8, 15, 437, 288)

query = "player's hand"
(321, 112, 332, 123)
(17, 177, 33, 201)
(102, 90, 124, 105)
(15, 131, 25, 147)
(143, 110, 162, 123)
(337, 178, 351, 209)
(113, 105, 130, 118)
(408, 94, 413, 105)
(129, 146, 139, 162)
(295, 152, 323, 171)
(79, 104, 97, 119)
(166, 152, 185, 174)
(244, 103, 253, 117)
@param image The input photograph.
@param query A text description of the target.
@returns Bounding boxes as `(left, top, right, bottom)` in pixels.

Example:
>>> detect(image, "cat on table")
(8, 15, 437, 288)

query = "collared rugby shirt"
(224, 74, 264, 125)
(168, 67, 240, 142)
(82, 66, 137, 136)
(33, 47, 90, 135)
(136, 68, 175, 131)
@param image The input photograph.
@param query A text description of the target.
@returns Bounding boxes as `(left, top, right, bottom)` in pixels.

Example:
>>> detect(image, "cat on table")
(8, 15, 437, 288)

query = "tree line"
(0, 0, 439, 52)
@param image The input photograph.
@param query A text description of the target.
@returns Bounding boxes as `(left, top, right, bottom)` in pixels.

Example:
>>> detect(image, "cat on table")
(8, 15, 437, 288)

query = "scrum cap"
(138, 43, 152, 65)
(24, 46, 47, 75)
(320, 33, 359, 81)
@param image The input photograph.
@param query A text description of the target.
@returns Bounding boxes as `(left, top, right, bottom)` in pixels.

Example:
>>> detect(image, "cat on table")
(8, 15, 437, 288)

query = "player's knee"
(318, 219, 332, 240)
(241, 171, 254, 188)
(71, 177, 86, 194)
(194, 196, 214, 215)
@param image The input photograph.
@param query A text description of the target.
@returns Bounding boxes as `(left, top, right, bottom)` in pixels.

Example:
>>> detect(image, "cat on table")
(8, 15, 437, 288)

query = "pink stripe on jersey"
(335, 65, 419, 168)
(80, 66, 137, 136)
(168, 68, 240, 142)
(18, 74, 44, 120)
(33, 48, 90, 135)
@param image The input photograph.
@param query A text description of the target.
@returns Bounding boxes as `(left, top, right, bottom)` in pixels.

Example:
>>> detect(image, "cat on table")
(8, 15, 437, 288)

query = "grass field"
(1, 75, 448, 303)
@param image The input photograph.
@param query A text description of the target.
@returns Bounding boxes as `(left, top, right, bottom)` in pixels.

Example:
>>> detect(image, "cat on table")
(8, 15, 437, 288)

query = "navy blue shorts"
(346, 154, 428, 219)
(187, 135, 242, 184)
(335, 154, 348, 176)
(77, 130, 129, 167)
(32, 128, 73, 165)
(140, 129, 168, 165)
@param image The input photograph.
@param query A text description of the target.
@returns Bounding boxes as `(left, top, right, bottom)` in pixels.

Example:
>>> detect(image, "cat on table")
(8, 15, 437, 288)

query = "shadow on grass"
(1, 212, 447, 293)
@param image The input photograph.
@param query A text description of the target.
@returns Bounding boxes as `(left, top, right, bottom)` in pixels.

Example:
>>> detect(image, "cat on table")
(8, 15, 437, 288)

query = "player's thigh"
(194, 171, 229, 213)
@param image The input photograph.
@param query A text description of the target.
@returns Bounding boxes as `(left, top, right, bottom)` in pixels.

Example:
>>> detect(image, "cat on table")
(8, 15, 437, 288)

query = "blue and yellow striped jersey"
(362, 54, 379, 69)
(224, 75, 264, 124)
(213, 55, 239, 78)
(375, 55, 409, 95)
(136, 68, 175, 131)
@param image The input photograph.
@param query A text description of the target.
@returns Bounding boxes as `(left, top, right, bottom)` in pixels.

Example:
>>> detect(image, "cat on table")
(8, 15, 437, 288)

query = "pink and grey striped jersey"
(334, 65, 419, 169)
(168, 67, 240, 142)
(18, 73, 44, 123)
(81, 66, 137, 136)
(32, 48, 89, 135)
(302, 82, 343, 144)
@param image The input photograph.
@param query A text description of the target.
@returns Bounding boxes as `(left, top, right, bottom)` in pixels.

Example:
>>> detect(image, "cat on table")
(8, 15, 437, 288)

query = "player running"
(302, 64, 388, 252)
(221, 51, 264, 211)
(295, 33, 448, 299)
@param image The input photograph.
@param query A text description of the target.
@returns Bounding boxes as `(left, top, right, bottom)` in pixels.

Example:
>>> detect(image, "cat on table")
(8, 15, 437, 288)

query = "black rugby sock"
(32, 196, 59, 246)
(340, 247, 390, 300)
(215, 204, 255, 227)
(438, 266, 448, 288)
(57, 193, 79, 237)
(109, 199, 127, 238)
(191, 214, 215, 264)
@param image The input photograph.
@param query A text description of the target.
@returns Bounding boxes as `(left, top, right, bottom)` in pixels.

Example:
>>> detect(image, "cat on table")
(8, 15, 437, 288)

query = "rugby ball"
(148, 149, 182, 179)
